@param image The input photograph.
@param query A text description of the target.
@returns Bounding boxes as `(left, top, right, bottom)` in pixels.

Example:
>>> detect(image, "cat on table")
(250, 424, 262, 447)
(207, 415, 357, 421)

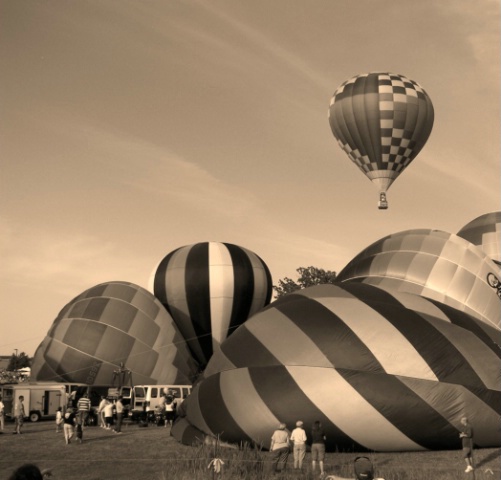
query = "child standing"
(63, 408, 76, 445)
(55, 407, 63, 433)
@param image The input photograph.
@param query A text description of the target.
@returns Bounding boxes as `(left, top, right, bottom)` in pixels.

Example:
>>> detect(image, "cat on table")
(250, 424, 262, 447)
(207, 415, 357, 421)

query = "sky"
(1, 0, 499, 358)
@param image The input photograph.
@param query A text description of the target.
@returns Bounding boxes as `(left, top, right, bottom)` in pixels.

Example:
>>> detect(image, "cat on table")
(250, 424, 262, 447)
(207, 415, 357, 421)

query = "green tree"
(273, 266, 338, 298)
(7, 351, 31, 371)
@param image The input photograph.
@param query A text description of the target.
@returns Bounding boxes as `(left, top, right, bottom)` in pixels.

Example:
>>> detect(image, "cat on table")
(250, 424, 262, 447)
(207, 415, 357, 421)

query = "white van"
(131, 384, 191, 415)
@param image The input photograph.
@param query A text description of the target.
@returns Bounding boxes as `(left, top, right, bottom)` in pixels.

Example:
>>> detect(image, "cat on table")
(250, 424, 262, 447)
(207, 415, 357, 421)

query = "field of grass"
(0, 420, 499, 480)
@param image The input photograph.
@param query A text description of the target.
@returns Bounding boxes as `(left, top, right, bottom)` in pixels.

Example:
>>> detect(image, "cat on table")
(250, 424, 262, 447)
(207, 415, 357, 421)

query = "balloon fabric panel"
(185, 243, 213, 361)
(273, 295, 386, 374)
(62, 319, 107, 357)
(345, 284, 493, 391)
(208, 243, 236, 347)
(225, 243, 256, 338)
(99, 299, 137, 332)
(457, 211, 501, 264)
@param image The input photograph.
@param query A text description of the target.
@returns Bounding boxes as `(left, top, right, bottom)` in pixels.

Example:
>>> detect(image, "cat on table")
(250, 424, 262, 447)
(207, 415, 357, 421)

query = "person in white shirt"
(290, 420, 308, 470)
(97, 395, 107, 428)
(103, 399, 114, 430)
(270, 422, 290, 473)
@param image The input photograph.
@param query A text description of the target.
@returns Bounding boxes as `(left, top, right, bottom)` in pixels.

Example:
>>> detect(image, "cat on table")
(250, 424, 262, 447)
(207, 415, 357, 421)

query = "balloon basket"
(378, 193, 388, 210)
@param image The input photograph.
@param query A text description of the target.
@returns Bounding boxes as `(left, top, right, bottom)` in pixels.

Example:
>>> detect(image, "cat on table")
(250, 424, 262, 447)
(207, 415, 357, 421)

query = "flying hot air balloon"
(328, 72, 434, 209)
(150, 242, 273, 367)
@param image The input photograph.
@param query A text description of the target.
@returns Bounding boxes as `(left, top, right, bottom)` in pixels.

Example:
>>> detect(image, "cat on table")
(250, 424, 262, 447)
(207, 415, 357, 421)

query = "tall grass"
(0, 421, 499, 480)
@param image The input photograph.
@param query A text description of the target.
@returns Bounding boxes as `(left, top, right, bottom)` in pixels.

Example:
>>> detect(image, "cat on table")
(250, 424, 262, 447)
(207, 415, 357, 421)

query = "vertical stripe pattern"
(152, 242, 272, 366)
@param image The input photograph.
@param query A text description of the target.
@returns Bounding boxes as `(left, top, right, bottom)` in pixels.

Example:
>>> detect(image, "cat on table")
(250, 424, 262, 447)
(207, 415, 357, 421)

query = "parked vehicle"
(130, 384, 191, 421)
(2, 382, 67, 422)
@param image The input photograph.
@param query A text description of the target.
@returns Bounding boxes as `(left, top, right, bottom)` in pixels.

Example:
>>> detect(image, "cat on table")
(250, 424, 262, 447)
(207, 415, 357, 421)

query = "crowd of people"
(270, 420, 327, 476)
(269, 416, 476, 476)
(0, 388, 180, 445)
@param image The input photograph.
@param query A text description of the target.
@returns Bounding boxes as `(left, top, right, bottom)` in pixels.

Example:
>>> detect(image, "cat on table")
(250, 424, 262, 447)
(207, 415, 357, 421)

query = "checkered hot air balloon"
(337, 229, 501, 329)
(328, 72, 434, 209)
(181, 283, 501, 452)
(457, 211, 501, 266)
(30, 281, 198, 385)
(150, 242, 273, 367)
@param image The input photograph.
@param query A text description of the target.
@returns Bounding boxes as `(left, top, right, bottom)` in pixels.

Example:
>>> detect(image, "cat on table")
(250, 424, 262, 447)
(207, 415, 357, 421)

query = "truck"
(2, 382, 67, 422)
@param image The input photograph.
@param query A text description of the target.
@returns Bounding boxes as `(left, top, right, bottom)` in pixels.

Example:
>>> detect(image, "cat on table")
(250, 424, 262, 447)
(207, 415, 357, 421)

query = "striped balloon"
(151, 242, 273, 366)
(30, 281, 198, 385)
(337, 229, 501, 329)
(457, 211, 501, 266)
(182, 283, 501, 452)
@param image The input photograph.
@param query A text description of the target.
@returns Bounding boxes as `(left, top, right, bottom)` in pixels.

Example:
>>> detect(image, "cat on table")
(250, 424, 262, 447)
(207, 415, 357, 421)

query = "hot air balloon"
(328, 72, 434, 209)
(457, 211, 501, 266)
(150, 242, 273, 367)
(181, 283, 501, 451)
(337, 229, 501, 329)
(30, 281, 198, 385)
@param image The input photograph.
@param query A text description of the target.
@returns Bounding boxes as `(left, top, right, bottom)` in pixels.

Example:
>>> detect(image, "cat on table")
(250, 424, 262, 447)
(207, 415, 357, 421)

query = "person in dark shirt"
(311, 421, 326, 477)
(459, 416, 474, 473)
(63, 408, 76, 445)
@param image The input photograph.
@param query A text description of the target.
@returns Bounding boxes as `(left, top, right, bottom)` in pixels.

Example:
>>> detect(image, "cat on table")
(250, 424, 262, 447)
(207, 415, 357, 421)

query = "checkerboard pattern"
(329, 72, 434, 186)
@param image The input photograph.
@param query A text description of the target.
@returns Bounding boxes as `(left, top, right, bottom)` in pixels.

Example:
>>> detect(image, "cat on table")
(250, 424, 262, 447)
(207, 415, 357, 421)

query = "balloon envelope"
(183, 284, 500, 452)
(328, 72, 434, 204)
(457, 211, 501, 266)
(337, 229, 501, 329)
(31, 281, 198, 385)
(151, 242, 272, 366)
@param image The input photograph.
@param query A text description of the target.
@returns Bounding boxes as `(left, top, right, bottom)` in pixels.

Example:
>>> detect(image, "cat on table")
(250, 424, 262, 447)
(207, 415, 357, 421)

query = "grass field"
(0, 421, 499, 480)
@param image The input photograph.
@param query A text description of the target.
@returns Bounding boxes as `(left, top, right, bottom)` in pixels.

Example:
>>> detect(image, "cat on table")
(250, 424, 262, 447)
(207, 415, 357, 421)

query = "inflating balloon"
(457, 211, 501, 266)
(181, 283, 501, 452)
(151, 242, 272, 366)
(30, 281, 198, 385)
(337, 229, 501, 329)
(328, 72, 434, 209)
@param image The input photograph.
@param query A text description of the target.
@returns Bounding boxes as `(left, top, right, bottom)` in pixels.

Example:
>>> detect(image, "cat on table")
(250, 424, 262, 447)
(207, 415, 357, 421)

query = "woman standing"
(311, 421, 327, 477)
(270, 423, 290, 474)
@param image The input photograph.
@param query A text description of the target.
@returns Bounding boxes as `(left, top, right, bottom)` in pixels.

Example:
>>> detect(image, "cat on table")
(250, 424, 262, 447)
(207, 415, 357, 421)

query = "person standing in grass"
(311, 420, 327, 477)
(13, 396, 25, 435)
(113, 396, 124, 434)
(76, 392, 91, 427)
(290, 420, 307, 470)
(270, 422, 290, 474)
(460, 416, 474, 473)
(97, 395, 107, 428)
(55, 407, 63, 433)
(63, 408, 76, 445)
(104, 398, 114, 430)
